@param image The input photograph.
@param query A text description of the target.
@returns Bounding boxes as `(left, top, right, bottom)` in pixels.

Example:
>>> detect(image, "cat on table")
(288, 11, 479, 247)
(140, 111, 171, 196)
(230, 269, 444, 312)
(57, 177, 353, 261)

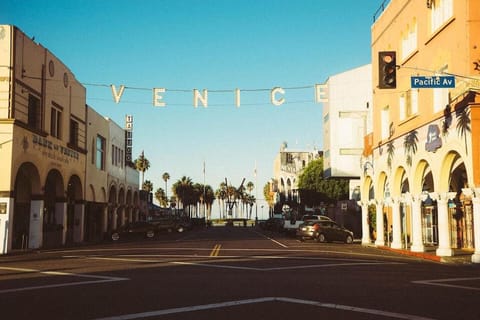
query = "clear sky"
(2, 0, 385, 219)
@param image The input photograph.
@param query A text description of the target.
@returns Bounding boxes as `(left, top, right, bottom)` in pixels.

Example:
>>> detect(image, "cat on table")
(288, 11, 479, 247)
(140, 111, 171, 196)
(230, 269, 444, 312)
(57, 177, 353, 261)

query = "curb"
(374, 245, 473, 264)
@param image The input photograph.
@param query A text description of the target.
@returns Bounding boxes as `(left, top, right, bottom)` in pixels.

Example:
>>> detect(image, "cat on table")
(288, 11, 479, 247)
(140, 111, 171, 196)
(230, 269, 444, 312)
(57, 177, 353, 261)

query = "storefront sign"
(125, 115, 133, 162)
(32, 134, 79, 161)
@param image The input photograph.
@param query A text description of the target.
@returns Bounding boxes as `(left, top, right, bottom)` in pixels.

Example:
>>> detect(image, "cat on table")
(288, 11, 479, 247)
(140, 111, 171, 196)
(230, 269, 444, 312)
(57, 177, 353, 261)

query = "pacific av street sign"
(411, 76, 455, 88)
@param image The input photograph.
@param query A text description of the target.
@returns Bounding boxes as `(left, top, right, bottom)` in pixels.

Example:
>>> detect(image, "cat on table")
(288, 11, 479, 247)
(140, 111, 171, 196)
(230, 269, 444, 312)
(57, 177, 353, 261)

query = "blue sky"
(2, 0, 384, 218)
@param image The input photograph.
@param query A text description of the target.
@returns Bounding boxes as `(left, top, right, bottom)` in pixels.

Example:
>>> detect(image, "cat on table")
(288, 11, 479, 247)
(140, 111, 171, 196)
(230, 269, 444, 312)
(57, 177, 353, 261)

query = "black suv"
(111, 221, 156, 241)
(150, 217, 187, 233)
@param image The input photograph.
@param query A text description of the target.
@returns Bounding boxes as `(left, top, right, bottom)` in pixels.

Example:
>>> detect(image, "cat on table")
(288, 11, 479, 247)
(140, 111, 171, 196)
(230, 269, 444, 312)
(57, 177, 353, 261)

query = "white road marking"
(0, 266, 128, 294)
(63, 254, 402, 271)
(412, 277, 480, 291)
(171, 260, 402, 271)
(56, 246, 414, 262)
(92, 296, 437, 320)
(253, 230, 288, 247)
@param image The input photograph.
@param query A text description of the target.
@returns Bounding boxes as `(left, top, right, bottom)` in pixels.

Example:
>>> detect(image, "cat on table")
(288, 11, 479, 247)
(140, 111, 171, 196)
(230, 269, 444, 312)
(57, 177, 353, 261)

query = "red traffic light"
(379, 51, 397, 89)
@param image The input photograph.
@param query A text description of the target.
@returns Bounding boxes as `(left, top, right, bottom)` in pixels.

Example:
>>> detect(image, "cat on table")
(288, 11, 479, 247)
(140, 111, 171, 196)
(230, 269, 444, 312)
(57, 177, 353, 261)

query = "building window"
(50, 106, 62, 139)
(381, 106, 390, 140)
(401, 18, 417, 60)
(28, 94, 41, 130)
(433, 66, 449, 113)
(96, 135, 106, 170)
(433, 87, 449, 113)
(111, 145, 115, 165)
(431, 0, 453, 33)
(69, 119, 79, 147)
(399, 90, 419, 120)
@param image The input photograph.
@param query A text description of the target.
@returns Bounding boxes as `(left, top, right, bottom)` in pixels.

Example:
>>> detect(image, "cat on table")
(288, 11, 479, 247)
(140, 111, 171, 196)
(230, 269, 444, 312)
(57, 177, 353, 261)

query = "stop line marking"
(0, 266, 129, 294)
(92, 296, 436, 320)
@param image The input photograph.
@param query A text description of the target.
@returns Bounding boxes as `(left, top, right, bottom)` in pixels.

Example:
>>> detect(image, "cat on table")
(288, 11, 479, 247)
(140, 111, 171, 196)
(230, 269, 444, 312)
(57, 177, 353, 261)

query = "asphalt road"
(0, 225, 479, 320)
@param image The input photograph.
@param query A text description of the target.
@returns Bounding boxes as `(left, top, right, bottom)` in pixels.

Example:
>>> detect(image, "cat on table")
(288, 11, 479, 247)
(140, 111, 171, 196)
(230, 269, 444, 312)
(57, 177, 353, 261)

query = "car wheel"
(345, 234, 353, 244)
(111, 232, 120, 241)
(146, 230, 155, 238)
(318, 233, 326, 243)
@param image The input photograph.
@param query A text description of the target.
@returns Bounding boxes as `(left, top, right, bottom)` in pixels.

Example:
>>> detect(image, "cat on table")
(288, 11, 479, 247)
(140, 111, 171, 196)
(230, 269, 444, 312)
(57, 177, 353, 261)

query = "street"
(0, 225, 479, 320)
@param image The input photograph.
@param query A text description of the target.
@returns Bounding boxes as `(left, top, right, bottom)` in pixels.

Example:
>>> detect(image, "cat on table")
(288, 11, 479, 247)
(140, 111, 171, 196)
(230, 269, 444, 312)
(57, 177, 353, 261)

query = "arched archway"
(43, 169, 65, 248)
(413, 160, 437, 246)
(392, 166, 410, 248)
(66, 175, 83, 244)
(12, 163, 41, 250)
(440, 151, 472, 249)
(118, 187, 126, 228)
(108, 184, 117, 232)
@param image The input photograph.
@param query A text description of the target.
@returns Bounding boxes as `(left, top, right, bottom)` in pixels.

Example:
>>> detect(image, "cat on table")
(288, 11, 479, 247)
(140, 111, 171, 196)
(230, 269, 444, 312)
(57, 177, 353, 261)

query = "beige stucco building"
(361, 0, 480, 262)
(0, 25, 142, 254)
(272, 142, 321, 211)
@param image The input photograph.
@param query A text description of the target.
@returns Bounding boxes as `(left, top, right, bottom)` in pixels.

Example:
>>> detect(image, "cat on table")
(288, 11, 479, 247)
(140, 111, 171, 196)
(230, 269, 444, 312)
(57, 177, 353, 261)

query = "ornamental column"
(375, 200, 385, 246)
(434, 192, 456, 257)
(410, 194, 425, 252)
(470, 189, 480, 263)
(359, 201, 370, 245)
(391, 198, 403, 249)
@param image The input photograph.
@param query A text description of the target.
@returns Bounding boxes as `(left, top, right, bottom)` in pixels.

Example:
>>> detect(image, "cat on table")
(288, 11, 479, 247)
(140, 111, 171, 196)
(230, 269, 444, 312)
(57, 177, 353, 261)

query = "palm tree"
(215, 183, 227, 218)
(162, 172, 170, 204)
(403, 130, 418, 167)
(456, 106, 471, 154)
(135, 151, 150, 188)
(263, 182, 274, 216)
(386, 141, 395, 170)
(203, 185, 215, 220)
(143, 180, 153, 193)
(172, 176, 194, 216)
(246, 194, 256, 219)
(246, 181, 255, 219)
(155, 187, 167, 207)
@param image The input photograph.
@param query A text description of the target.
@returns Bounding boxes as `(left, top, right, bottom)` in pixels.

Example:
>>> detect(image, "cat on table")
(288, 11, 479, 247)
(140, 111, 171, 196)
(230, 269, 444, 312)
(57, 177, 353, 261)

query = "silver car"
(296, 220, 354, 244)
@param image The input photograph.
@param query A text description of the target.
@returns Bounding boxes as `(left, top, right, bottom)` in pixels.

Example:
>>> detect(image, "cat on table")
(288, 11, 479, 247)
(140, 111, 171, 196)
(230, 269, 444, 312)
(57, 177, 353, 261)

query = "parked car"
(150, 217, 187, 233)
(296, 220, 354, 244)
(302, 215, 333, 222)
(283, 214, 332, 234)
(259, 216, 285, 231)
(111, 221, 157, 241)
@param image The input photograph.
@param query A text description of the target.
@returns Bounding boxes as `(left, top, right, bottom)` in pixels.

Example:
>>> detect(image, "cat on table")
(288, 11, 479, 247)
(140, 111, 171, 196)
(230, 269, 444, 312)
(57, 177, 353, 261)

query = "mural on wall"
(404, 130, 418, 166)
(425, 125, 442, 153)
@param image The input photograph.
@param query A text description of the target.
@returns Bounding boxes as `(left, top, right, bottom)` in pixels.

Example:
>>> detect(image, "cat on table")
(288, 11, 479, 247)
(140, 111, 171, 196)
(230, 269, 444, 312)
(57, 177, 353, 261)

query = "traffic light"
(378, 51, 397, 89)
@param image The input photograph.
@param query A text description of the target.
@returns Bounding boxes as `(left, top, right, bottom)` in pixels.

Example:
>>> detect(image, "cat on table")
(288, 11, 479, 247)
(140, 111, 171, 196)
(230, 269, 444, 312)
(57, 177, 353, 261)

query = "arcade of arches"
(8, 162, 141, 251)
(360, 150, 480, 262)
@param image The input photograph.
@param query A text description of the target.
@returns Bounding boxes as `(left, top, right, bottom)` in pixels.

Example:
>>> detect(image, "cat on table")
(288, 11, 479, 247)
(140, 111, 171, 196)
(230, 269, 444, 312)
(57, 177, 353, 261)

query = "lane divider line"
(210, 244, 222, 257)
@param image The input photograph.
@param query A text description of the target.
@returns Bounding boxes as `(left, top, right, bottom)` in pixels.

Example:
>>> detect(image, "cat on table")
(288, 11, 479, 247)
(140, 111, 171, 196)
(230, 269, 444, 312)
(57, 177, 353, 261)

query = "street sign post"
(411, 76, 455, 88)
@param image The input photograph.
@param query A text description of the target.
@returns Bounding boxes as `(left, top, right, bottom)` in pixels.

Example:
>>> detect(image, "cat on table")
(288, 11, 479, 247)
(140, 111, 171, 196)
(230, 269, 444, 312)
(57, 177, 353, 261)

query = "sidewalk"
(375, 245, 474, 264)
